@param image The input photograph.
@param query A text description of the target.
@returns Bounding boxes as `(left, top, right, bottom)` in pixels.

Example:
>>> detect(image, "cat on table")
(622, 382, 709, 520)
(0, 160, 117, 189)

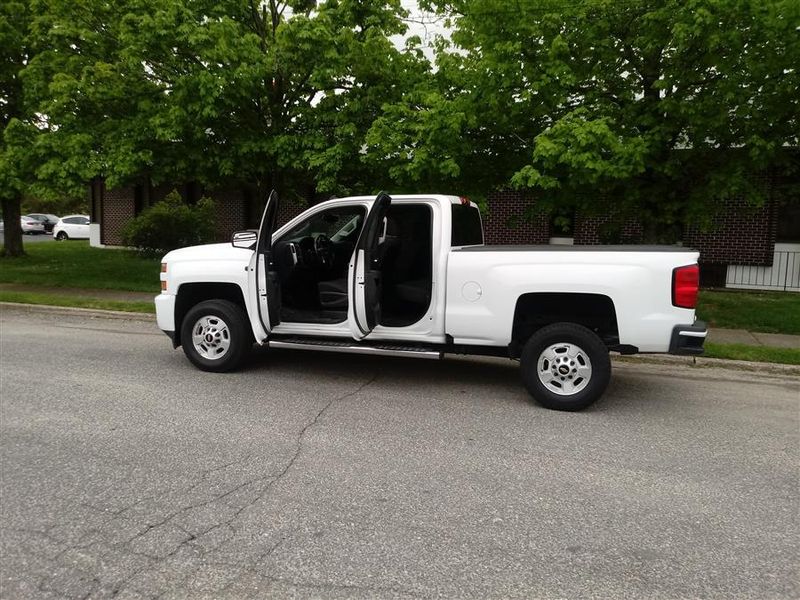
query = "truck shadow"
(244, 345, 632, 412)
(251, 345, 517, 383)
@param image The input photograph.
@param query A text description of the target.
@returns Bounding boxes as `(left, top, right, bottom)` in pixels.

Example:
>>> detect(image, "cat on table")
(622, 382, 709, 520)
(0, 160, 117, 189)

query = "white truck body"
(155, 193, 706, 410)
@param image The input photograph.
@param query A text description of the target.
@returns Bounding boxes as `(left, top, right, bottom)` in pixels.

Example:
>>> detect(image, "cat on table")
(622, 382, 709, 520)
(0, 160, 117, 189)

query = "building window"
(776, 202, 800, 242)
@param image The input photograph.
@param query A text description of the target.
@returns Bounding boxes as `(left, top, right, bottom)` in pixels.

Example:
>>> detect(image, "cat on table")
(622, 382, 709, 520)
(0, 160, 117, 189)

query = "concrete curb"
(615, 353, 800, 376)
(0, 302, 155, 322)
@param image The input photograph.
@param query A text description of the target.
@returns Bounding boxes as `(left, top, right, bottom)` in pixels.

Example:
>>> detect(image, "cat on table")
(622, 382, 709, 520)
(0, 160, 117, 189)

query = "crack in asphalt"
(6, 373, 380, 599)
(61, 372, 380, 599)
(270, 372, 380, 483)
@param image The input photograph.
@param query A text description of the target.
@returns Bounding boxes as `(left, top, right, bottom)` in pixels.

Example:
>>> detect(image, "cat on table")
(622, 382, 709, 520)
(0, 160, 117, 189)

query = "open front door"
(255, 190, 281, 334)
(349, 191, 392, 339)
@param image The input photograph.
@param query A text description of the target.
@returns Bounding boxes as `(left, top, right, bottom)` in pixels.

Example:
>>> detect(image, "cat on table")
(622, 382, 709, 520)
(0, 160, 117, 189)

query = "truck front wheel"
(520, 322, 611, 411)
(181, 300, 252, 372)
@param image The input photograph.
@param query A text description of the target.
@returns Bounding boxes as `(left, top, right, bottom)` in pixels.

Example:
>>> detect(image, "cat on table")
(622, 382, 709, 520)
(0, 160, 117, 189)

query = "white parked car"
(25, 213, 61, 233)
(21, 216, 46, 234)
(155, 192, 706, 411)
(53, 215, 90, 240)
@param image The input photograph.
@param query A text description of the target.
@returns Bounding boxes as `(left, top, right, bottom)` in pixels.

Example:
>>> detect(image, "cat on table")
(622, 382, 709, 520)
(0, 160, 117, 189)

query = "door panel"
(349, 192, 392, 339)
(255, 190, 281, 333)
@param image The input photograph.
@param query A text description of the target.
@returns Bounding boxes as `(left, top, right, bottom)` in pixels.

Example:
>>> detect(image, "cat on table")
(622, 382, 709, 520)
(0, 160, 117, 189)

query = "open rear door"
(255, 190, 281, 334)
(349, 191, 392, 339)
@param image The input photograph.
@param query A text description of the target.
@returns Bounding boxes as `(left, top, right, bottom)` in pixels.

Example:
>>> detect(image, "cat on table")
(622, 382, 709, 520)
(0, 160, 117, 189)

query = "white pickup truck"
(156, 192, 706, 410)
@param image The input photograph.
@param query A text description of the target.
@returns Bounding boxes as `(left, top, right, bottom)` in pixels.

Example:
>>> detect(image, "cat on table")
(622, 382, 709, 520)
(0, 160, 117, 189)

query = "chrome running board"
(269, 338, 442, 360)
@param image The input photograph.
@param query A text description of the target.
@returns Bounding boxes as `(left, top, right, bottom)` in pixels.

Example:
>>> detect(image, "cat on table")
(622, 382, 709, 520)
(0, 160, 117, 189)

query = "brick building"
(90, 177, 800, 291)
(483, 188, 799, 290)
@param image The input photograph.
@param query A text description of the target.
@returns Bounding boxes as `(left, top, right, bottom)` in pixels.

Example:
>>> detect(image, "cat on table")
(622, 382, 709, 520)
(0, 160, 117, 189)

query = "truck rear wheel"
(181, 300, 252, 372)
(520, 322, 611, 411)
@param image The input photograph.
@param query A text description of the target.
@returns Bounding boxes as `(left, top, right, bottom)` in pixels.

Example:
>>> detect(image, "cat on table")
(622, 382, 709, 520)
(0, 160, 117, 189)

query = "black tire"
(520, 322, 611, 411)
(180, 299, 252, 372)
(55, 231, 68, 240)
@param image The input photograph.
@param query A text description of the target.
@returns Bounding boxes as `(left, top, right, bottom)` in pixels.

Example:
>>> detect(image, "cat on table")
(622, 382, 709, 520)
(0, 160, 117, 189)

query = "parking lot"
(0, 232, 54, 245)
(1, 306, 798, 599)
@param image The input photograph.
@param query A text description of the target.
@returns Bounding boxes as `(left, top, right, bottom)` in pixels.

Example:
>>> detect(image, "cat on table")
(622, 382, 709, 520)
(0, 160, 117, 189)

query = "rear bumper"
(669, 321, 707, 355)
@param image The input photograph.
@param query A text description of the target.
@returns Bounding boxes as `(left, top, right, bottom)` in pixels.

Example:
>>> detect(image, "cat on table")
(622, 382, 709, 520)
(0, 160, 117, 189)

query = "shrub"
(122, 190, 216, 255)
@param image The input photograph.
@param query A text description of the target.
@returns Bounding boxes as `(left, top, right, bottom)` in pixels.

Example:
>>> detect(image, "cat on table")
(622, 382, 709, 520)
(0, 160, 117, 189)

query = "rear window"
(451, 204, 483, 247)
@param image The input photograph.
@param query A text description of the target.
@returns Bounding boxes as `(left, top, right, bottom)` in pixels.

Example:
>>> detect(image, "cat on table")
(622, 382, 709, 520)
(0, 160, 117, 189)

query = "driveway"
(1, 306, 798, 599)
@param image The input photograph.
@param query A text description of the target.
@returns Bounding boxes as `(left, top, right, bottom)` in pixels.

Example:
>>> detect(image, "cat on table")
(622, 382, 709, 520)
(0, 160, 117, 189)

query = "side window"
(64, 217, 78, 224)
(331, 215, 362, 242)
(451, 204, 483, 247)
(279, 205, 366, 243)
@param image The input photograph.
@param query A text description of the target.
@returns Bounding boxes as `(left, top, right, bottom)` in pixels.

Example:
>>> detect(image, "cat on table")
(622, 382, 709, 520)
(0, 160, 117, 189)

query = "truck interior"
(272, 202, 433, 327)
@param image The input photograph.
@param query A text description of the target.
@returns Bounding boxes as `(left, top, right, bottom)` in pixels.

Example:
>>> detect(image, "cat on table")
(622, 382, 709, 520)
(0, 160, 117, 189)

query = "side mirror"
(231, 230, 257, 249)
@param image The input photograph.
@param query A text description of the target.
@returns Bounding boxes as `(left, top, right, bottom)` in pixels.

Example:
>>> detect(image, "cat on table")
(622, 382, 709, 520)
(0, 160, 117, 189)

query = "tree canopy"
(22, 0, 426, 201)
(2, 0, 798, 255)
(369, 0, 800, 240)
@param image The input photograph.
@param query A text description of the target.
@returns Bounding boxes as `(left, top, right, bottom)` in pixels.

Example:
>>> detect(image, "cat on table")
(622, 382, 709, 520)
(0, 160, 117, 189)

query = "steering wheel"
(314, 234, 334, 269)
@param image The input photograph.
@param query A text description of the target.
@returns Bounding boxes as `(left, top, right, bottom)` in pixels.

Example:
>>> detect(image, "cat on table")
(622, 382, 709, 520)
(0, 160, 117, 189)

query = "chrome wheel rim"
(191, 315, 231, 360)
(537, 342, 592, 396)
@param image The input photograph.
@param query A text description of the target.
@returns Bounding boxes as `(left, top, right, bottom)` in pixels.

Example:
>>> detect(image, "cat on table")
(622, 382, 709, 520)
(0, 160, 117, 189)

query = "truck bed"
(445, 244, 700, 352)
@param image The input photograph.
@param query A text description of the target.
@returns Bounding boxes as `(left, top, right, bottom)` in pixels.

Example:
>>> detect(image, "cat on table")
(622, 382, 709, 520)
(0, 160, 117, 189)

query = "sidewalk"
(2, 282, 800, 350)
(708, 328, 800, 349)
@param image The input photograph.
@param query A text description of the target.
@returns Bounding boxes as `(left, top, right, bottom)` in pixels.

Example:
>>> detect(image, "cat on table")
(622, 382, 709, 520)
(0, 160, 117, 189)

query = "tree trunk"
(1, 195, 25, 257)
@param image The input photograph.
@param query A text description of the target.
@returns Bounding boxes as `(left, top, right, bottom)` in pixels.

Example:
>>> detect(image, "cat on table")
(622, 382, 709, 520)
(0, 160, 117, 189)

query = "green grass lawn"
(703, 342, 800, 365)
(697, 289, 800, 335)
(0, 290, 155, 313)
(0, 240, 160, 292)
(2, 241, 799, 338)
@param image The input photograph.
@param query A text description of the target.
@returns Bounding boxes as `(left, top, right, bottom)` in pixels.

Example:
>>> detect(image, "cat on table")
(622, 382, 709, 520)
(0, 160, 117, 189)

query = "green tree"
(1, 1, 34, 256)
(364, 25, 543, 199)
(1, 0, 110, 256)
(24, 0, 425, 210)
(370, 0, 800, 240)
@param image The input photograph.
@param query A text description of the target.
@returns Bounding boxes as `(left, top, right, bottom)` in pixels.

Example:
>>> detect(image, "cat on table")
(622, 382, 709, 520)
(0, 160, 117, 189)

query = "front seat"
(317, 219, 399, 310)
(318, 278, 348, 309)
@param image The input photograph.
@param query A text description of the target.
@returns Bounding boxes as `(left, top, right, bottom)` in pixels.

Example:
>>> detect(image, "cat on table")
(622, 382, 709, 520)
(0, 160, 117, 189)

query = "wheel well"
(174, 282, 247, 347)
(510, 293, 619, 357)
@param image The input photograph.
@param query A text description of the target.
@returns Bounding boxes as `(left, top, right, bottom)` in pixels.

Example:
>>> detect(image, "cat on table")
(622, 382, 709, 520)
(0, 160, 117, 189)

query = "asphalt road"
(0, 232, 55, 245)
(1, 307, 798, 599)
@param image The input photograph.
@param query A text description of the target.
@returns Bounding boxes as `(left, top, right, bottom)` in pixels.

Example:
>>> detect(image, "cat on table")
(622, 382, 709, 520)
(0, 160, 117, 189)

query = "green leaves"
(122, 189, 217, 255)
(3, 0, 797, 245)
(14, 0, 422, 200)
(377, 0, 798, 238)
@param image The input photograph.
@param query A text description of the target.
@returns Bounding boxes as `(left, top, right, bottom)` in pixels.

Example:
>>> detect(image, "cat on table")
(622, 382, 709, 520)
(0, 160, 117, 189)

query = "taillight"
(673, 264, 699, 309)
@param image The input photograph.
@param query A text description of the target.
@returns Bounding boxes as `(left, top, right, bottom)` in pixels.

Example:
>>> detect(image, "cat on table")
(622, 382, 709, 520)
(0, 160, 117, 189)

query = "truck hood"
(162, 243, 253, 264)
